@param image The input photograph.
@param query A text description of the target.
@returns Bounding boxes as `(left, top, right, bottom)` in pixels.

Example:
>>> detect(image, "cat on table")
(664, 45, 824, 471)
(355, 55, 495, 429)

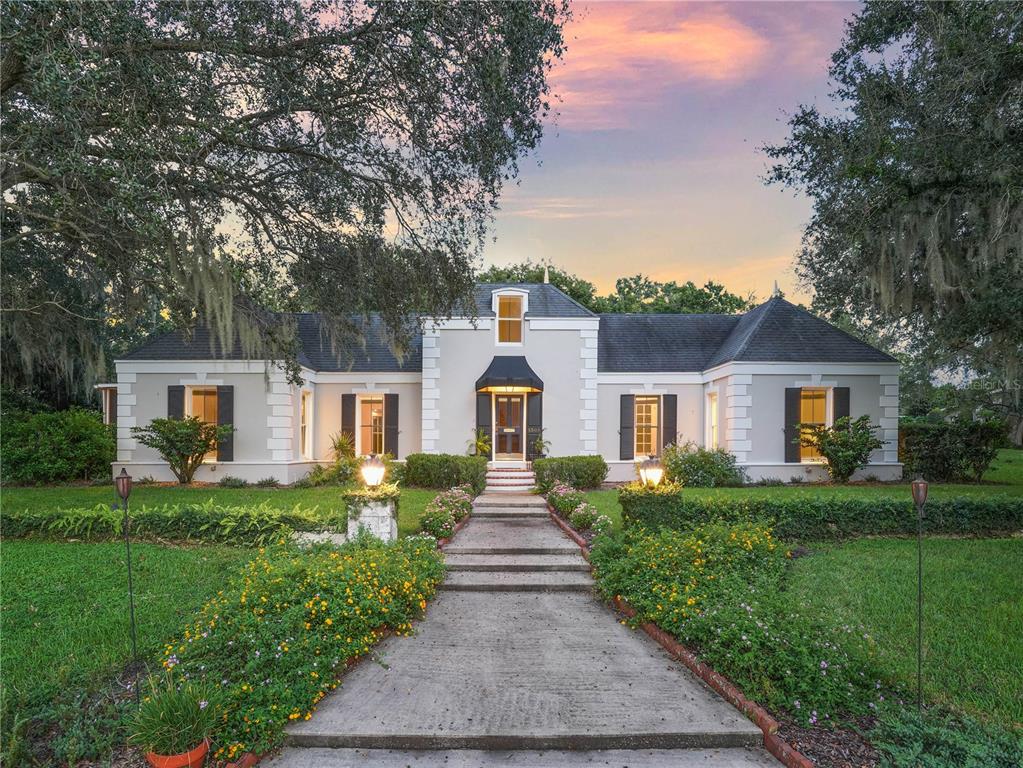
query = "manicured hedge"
(401, 453, 487, 495)
(1, 501, 345, 545)
(1, 407, 115, 485)
(618, 484, 1023, 539)
(533, 455, 608, 492)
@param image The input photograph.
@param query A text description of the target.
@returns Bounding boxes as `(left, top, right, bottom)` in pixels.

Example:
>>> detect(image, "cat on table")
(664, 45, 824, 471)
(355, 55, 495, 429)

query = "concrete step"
(473, 508, 547, 519)
(473, 494, 547, 508)
(442, 519, 579, 556)
(484, 485, 536, 494)
(486, 469, 535, 477)
(444, 553, 590, 572)
(441, 571, 593, 592)
(264, 747, 782, 767)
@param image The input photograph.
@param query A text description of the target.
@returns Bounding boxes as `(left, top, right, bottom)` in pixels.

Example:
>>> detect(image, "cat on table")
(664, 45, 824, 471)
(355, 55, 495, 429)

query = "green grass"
(786, 537, 1023, 728)
(1, 542, 252, 703)
(0, 485, 442, 538)
(984, 448, 1023, 486)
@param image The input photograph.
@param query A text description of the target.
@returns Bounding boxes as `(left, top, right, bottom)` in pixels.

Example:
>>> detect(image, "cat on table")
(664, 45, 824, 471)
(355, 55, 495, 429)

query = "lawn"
(0, 485, 440, 538)
(0, 541, 253, 762)
(786, 537, 1023, 729)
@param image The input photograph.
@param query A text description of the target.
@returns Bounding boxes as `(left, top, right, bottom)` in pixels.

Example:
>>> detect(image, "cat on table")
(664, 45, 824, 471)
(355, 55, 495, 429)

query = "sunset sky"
(481, 1, 859, 303)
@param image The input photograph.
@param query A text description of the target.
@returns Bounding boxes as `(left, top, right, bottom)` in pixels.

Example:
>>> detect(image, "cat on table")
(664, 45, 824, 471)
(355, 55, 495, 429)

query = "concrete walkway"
(266, 495, 778, 767)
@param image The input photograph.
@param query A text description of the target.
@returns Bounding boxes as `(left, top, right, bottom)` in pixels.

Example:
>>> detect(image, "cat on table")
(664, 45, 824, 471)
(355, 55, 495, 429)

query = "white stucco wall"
(312, 380, 422, 460)
(427, 313, 597, 458)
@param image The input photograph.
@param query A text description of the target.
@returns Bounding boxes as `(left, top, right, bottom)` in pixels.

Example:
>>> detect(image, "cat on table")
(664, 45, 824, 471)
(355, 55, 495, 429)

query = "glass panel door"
(494, 395, 524, 459)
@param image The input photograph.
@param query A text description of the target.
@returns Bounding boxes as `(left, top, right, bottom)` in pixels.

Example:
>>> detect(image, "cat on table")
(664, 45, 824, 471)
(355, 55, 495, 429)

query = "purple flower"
(199, 700, 208, 710)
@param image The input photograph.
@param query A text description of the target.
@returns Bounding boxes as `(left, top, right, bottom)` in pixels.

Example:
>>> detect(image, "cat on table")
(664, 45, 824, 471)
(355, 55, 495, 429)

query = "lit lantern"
(361, 454, 386, 487)
(638, 455, 663, 488)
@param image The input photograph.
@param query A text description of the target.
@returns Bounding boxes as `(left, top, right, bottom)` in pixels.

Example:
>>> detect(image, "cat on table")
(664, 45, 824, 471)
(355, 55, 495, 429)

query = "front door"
(494, 394, 524, 460)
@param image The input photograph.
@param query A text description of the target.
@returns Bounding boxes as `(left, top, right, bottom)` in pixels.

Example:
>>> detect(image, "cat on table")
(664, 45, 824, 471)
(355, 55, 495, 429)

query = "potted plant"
(131, 673, 219, 768)
(531, 430, 551, 462)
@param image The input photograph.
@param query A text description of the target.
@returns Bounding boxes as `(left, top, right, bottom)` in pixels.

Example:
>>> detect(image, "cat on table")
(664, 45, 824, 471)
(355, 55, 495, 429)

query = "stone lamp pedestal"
(347, 499, 398, 543)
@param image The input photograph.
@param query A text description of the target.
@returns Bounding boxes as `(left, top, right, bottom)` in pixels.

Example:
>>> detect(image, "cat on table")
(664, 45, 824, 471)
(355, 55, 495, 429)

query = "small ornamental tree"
(797, 415, 884, 483)
(132, 417, 233, 484)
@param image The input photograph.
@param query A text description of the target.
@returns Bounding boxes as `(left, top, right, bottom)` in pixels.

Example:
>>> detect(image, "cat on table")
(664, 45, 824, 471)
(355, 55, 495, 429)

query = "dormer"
(492, 287, 529, 346)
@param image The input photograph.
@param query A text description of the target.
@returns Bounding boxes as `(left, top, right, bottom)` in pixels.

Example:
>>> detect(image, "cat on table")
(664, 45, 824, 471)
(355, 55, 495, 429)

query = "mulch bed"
(777, 715, 879, 768)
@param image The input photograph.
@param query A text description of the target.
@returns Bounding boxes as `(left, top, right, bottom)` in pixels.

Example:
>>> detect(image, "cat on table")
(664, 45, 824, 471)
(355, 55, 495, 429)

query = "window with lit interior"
(300, 391, 312, 459)
(635, 395, 660, 457)
(189, 387, 218, 460)
(799, 387, 827, 461)
(707, 392, 719, 450)
(359, 396, 385, 456)
(497, 295, 523, 344)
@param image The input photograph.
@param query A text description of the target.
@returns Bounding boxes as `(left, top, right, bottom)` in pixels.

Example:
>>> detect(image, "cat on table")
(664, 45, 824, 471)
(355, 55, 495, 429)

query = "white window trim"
(706, 391, 719, 451)
(492, 288, 528, 347)
(300, 389, 314, 460)
(355, 392, 387, 457)
(633, 394, 661, 459)
(799, 386, 834, 464)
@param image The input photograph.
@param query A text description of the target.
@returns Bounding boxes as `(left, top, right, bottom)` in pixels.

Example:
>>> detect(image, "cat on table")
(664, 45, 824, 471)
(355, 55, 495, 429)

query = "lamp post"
(638, 455, 664, 488)
(115, 468, 140, 708)
(911, 475, 928, 715)
(361, 454, 386, 487)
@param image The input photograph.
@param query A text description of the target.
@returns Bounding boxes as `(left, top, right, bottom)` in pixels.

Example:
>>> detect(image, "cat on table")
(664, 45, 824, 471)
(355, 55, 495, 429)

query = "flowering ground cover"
(0, 541, 251, 765)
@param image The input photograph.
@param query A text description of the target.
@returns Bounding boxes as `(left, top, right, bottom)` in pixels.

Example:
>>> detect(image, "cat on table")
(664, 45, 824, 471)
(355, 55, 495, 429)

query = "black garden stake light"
(115, 468, 141, 708)
(911, 475, 929, 715)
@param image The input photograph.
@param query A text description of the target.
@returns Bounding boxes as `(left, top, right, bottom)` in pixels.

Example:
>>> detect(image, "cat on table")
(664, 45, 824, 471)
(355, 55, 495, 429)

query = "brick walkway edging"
(225, 505, 476, 768)
(547, 505, 815, 768)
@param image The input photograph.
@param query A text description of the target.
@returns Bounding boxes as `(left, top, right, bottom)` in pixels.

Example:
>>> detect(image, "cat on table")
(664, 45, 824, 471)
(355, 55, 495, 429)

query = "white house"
(107, 283, 902, 484)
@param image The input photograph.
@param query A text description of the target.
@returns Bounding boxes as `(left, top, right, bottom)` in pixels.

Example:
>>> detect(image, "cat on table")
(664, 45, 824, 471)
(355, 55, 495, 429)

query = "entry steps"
(484, 465, 536, 493)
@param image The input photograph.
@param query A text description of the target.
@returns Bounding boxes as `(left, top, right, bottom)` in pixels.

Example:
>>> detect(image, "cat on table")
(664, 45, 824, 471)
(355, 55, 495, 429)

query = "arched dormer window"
(492, 288, 528, 345)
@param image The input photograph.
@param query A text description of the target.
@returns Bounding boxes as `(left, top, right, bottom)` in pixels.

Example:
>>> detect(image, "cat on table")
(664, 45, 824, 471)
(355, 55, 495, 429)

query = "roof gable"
(472, 283, 594, 318)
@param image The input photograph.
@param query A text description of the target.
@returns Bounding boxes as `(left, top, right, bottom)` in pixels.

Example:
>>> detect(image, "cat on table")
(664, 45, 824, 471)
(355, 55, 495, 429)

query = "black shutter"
(526, 393, 543, 460)
(833, 387, 850, 423)
(109, 389, 118, 427)
(384, 393, 399, 457)
(341, 394, 356, 447)
(168, 385, 185, 419)
(216, 385, 234, 462)
(784, 388, 801, 463)
(661, 394, 677, 454)
(475, 393, 492, 458)
(620, 394, 635, 460)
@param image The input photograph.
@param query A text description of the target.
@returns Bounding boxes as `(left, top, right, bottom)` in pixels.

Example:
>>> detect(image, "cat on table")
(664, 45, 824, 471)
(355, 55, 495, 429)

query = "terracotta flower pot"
(144, 738, 209, 768)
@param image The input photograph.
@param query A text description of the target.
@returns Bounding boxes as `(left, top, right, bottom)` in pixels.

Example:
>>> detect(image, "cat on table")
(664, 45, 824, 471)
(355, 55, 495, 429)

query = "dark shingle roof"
(704, 297, 896, 368)
(598, 314, 740, 372)
(121, 290, 894, 372)
(472, 283, 595, 318)
(121, 314, 421, 373)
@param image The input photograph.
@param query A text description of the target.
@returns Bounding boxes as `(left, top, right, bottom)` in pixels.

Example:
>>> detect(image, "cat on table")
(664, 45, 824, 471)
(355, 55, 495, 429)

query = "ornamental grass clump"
(130, 672, 220, 757)
(162, 536, 445, 761)
(590, 522, 890, 725)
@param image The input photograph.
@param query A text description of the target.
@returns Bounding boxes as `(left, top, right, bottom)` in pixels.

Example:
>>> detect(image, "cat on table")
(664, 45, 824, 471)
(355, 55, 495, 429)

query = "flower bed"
(2, 500, 346, 546)
(163, 535, 445, 761)
(589, 522, 891, 726)
(419, 485, 474, 539)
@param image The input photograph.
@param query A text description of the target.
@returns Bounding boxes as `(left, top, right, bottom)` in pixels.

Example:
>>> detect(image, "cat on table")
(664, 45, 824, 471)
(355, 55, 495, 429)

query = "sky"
(480, 1, 859, 303)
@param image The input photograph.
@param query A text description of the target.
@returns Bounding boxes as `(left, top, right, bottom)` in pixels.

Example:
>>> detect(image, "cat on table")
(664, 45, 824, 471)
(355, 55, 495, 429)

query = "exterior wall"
(743, 368, 901, 482)
(312, 380, 422, 460)
(427, 313, 597, 458)
(597, 380, 703, 483)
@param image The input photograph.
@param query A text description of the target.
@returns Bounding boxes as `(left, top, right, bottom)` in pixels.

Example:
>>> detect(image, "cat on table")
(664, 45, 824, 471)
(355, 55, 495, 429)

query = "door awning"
(475, 356, 543, 393)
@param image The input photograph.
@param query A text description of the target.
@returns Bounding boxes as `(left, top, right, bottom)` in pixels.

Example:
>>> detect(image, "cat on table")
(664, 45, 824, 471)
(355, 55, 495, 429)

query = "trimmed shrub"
(533, 455, 608, 492)
(304, 456, 360, 487)
(132, 417, 234, 484)
(662, 441, 747, 487)
(547, 483, 584, 516)
(1, 407, 115, 485)
(618, 483, 1023, 539)
(569, 502, 597, 531)
(255, 477, 280, 488)
(590, 523, 888, 724)
(798, 415, 883, 483)
(901, 417, 1008, 482)
(402, 454, 486, 495)
(165, 537, 445, 759)
(218, 475, 249, 488)
(1, 501, 346, 546)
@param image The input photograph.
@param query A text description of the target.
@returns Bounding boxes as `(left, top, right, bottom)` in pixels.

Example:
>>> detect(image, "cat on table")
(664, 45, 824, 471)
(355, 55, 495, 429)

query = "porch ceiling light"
(361, 454, 386, 487)
(639, 455, 663, 488)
